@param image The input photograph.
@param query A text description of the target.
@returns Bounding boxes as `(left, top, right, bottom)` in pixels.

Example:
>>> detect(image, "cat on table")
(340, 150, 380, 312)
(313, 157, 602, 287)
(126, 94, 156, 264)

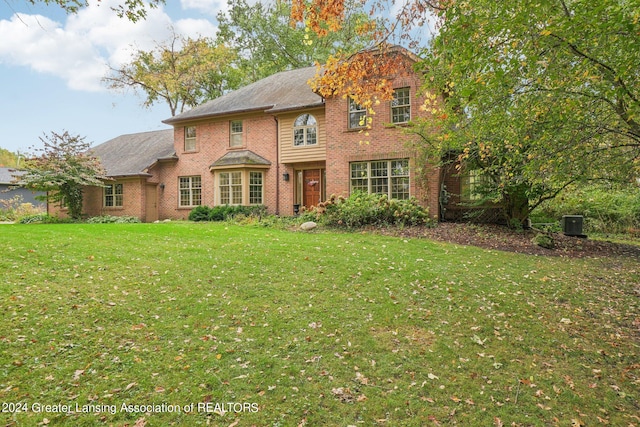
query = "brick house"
(50, 52, 452, 222)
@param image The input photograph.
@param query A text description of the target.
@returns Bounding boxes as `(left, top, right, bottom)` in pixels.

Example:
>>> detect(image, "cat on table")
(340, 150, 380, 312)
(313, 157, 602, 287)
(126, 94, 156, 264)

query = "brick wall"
(48, 177, 148, 220)
(157, 113, 281, 220)
(324, 74, 441, 219)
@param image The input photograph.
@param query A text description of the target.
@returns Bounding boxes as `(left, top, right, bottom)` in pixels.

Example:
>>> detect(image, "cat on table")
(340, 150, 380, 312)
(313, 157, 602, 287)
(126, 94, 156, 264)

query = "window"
(293, 114, 317, 146)
(391, 88, 411, 124)
(348, 97, 367, 129)
(249, 172, 263, 204)
(230, 120, 243, 147)
(461, 169, 485, 202)
(219, 171, 243, 205)
(104, 183, 123, 207)
(218, 171, 264, 205)
(179, 176, 202, 207)
(184, 126, 196, 151)
(350, 159, 410, 200)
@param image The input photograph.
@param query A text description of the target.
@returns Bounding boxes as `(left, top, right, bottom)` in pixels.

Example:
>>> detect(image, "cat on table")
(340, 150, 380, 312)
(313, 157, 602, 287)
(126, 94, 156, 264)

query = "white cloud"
(0, 0, 219, 93)
(180, 0, 225, 15)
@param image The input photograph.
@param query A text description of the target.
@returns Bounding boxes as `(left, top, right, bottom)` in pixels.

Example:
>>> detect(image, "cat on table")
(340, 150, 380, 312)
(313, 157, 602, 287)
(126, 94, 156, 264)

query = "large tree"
(292, 0, 640, 226)
(217, 0, 377, 83)
(103, 30, 242, 116)
(19, 131, 107, 220)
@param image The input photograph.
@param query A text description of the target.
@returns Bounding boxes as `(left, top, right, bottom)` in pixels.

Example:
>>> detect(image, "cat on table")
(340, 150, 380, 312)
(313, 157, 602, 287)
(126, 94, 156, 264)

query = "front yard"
(0, 223, 638, 426)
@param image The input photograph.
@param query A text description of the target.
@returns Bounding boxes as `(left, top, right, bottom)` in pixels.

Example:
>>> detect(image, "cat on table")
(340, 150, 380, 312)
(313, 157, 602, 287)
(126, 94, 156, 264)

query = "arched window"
(293, 114, 317, 146)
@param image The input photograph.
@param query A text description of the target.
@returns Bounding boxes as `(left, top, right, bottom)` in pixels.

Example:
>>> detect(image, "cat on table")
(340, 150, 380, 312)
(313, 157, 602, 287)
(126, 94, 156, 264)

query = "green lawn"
(1, 223, 638, 426)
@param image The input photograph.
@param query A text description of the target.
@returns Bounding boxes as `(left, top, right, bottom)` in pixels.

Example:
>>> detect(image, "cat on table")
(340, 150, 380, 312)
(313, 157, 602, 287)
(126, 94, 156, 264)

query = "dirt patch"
(373, 222, 640, 258)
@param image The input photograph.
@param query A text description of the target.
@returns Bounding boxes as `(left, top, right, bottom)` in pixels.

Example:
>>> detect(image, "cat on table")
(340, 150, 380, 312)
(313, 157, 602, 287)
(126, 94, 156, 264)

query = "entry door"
(145, 185, 158, 223)
(303, 169, 321, 208)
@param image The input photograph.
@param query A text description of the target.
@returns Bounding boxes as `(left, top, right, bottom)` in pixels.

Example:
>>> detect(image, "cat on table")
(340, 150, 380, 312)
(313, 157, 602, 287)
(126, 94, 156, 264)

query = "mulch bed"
(374, 222, 640, 259)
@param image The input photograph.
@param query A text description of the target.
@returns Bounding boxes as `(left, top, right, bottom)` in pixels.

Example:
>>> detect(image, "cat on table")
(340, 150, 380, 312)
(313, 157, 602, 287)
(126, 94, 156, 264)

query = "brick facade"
(324, 73, 440, 219)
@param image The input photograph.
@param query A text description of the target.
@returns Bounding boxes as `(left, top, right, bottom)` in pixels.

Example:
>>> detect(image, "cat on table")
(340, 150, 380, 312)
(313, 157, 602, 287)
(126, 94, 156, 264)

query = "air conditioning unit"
(562, 215, 586, 237)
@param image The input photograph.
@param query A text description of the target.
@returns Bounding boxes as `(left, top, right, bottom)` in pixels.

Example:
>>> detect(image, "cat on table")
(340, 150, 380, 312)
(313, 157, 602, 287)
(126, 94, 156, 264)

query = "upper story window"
(104, 183, 123, 207)
(184, 126, 196, 151)
(348, 97, 367, 129)
(391, 88, 411, 124)
(293, 114, 318, 146)
(230, 120, 243, 147)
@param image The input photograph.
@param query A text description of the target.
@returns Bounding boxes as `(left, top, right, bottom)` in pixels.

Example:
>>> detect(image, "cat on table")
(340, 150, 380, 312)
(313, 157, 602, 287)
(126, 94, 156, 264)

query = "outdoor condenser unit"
(561, 215, 585, 237)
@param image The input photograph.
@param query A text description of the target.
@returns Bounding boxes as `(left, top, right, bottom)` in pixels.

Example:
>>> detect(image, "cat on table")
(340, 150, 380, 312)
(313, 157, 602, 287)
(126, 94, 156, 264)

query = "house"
(0, 167, 46, 208)
(50, 50, 454, 222)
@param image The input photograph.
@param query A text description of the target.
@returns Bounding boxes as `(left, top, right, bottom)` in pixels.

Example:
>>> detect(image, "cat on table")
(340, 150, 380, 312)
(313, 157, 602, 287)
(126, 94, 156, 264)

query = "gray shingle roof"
(210, 150, 271, 169)
(0, 167, 24, 184)
(88, 129, 176, 177)
(163, 67, 324, 124)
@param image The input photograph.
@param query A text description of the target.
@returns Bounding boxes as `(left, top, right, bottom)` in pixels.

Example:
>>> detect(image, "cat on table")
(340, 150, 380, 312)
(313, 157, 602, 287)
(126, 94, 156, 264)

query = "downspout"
(274, 116, 280, 216)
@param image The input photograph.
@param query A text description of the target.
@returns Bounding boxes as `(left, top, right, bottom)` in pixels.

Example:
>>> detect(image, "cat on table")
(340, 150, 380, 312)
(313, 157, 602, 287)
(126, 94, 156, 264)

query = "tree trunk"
(502, 185, 530, 229)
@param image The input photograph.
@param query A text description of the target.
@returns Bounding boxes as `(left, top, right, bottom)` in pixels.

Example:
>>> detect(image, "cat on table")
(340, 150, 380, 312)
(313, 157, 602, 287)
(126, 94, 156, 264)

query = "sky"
(0, 0, 229, 155)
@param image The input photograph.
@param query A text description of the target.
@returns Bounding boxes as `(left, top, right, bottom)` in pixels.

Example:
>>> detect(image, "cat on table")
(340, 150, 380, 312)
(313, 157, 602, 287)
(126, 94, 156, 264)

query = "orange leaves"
(291, 0, 346, 37)
(310, 46, 415, 119)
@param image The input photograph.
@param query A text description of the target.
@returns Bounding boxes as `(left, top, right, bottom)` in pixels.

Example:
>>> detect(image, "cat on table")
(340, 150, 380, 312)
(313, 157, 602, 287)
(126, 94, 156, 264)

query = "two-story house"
(50, 52, 444, 222)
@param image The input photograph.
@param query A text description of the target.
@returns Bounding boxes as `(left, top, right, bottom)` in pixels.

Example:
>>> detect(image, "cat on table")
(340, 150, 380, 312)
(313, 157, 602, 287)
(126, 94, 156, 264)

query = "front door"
(303, 169, 321, 208)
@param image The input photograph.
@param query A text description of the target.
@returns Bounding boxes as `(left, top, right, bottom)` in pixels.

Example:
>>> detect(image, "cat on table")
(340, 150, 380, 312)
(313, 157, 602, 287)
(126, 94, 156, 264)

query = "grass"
(0, 222, 639, 426)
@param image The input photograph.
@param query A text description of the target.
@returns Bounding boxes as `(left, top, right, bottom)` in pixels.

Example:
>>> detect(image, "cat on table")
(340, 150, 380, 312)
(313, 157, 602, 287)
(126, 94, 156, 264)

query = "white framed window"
(179, 176, 202, 207)
(218, 170, 264, 205)
(104, 183, 123, 207)
(184, 126, 196, 151)
(219, 171, 242, 205)
(293, 114, 318, 146)
(461, 169, 486, 202)
(249, 172, 263, 205)
(350, 159, 410, 200)
(391, 88, 411, 124)
(348, 97, 367, 129)
(230, 120, 243, 147)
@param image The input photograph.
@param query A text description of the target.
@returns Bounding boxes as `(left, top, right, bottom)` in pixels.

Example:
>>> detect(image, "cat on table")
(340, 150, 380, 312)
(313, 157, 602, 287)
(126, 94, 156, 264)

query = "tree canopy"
(217, 0, 376, 84)
(0, 148, 19, 167)
(103, 30, 241, 116)
(20, 131, 107, 220)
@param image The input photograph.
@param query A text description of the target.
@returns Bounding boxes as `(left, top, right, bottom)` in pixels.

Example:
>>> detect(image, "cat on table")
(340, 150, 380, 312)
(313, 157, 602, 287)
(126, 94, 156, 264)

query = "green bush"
(188, 205, 267, 222)
(534, 184, 640, 234)
(188, 205, 213, 222)
(312, 192, 432, 228)
(86, 215, 141, 223)
(18, 214, 61, 224)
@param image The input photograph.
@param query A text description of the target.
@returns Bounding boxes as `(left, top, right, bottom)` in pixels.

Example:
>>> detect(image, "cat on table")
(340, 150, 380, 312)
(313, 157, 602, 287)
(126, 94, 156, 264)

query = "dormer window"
(293, 114, 317, 146)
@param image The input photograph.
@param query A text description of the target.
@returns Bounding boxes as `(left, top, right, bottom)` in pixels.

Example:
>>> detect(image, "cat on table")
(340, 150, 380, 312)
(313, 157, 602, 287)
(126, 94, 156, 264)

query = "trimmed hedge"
(188, 205, 267, 222)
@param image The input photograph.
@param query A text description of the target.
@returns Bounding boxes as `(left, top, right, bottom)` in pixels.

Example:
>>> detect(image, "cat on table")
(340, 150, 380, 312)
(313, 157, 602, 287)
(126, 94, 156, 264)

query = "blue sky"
(0, 0, 228, 154)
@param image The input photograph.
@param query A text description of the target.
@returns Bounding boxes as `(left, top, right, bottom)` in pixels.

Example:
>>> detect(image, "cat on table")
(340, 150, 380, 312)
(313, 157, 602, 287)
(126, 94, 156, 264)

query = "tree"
(25, 0, 164, 22)
(103, 30, 242, 116)
(292, 0, 640, 226)
(217, 0, 377, 83)
(417, 0, 640, 226)
(19, 131, 107, 220)
(0, 148, 19, 167)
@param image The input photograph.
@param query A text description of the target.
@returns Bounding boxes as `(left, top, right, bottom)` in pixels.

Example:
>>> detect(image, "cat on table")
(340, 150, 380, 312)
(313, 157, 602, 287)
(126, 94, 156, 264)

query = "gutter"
(274, 116, 280, 216)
